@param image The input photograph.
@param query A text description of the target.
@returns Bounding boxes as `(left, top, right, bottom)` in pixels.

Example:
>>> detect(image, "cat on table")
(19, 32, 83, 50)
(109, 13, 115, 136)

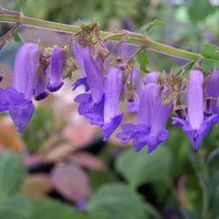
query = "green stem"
(0, 8, 203, 61)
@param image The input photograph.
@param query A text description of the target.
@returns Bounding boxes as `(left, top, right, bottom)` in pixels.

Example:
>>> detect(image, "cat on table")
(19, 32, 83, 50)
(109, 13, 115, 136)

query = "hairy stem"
(0, 8, 202, 61)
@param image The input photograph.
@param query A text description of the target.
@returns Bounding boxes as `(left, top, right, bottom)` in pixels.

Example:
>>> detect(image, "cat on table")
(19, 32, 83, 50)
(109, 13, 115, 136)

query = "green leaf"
(31, 199, 76, 219)
(0, 195, 32, 219)
(87, 183, 148, 219)
(139, 19, 165, 35)
(22, 107, 53, 152)
(0, 151, 27, 202)
(89, 170, 116, 190)
(201, 43, 219, 72)
(115, 147, 171, 188)
(32, 199, 106, 219)
(136, 49, 148, 72)
(201, 43, 219, 60)
(188, 1, 215, 23)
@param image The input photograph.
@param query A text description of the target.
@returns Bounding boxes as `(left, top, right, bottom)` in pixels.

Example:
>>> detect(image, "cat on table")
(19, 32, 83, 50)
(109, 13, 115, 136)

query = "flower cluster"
(1, 40, 219, 153)
(0, 43, 65, 132)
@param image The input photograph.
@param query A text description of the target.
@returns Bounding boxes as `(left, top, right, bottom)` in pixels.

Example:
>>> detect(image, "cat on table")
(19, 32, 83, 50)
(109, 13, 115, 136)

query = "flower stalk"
(0, 7, 202, 61)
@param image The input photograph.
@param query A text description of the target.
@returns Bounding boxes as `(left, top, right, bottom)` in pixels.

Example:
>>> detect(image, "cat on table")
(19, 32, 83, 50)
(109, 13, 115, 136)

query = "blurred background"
(0, 0, 219, 219)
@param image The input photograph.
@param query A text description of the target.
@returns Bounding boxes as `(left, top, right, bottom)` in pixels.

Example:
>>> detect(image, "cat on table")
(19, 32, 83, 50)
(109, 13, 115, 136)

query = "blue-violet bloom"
(47, 47, 65, 92)
(0, 43, 38, 132)
(117, 72, 171, 153)
(73, 43, 105, 125)
(74, 93, 104, 126)
(34, 70, 49, 101)
(173, 70, 218, 150)
(73, 43, 104, 102)
(127, 71, 159, 113)
(102, 67, 123, 140)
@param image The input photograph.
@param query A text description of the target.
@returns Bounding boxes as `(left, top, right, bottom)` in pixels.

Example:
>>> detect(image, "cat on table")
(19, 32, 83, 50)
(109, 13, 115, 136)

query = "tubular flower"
(73, 43, 105, 125)
(83, 50, 104, 104)
(34, 70, 49, 101)
(145, 86, 172, 153)
(173, 70, 218, 150)
(73, 43, 104, 102)
(117, 72, 171, 153)
(127, 71, 160, 113)
(13, 43, 39, 99)
(0, 43, 38, 132)
(102, 67, 124, 140)
(47, 47, 65, 92)
(73, 43, 89, 77)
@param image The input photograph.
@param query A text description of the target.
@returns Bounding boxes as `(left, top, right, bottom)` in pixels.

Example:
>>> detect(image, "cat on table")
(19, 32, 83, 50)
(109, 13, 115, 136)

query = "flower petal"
(145, 72, 160, 84)
(173, 70, 218, 150)
(116, 123, 136, 144)
(74, 93, 104, 126)
(83, 50, 104, 104)
(47, 47, 65, 92)
(13, 43, 39, 99)
(9, 100, 34, 132)
(188, 70, 204, 129)
(102, 113, 123, 141)
(0, 87, 35, 132)
(73, 43, 90, 77)
(72, 77, 89, 91)
(34, 72, 49, 101)
(104, 67, 123, 123)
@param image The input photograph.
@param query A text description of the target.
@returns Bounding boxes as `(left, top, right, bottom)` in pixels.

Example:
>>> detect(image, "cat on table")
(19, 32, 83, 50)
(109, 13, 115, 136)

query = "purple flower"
(13, 43, 39, 99)
(144, 71, 159, 84)
(73, 43, 89, 77)
(127, 71, 160, 113)
(73, 43, 105, 127)
(73, 43, 104, 104)
(6, 87, 35, 132)
(72, 77, 89, 91)
(117, 72, 171, 153)
(102, 67, 123, 140)
(205, 69, 219, 115)
(173, 70, 218, 150)
(146, 90, 172, 153)
(74, 63, 123, 140)
(47, 47, 65, 92)
(74, 93, 104, 126)
(34, 71, 49, 101)
(0, 43, 38, 132)
(83, 51, 104, 104)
